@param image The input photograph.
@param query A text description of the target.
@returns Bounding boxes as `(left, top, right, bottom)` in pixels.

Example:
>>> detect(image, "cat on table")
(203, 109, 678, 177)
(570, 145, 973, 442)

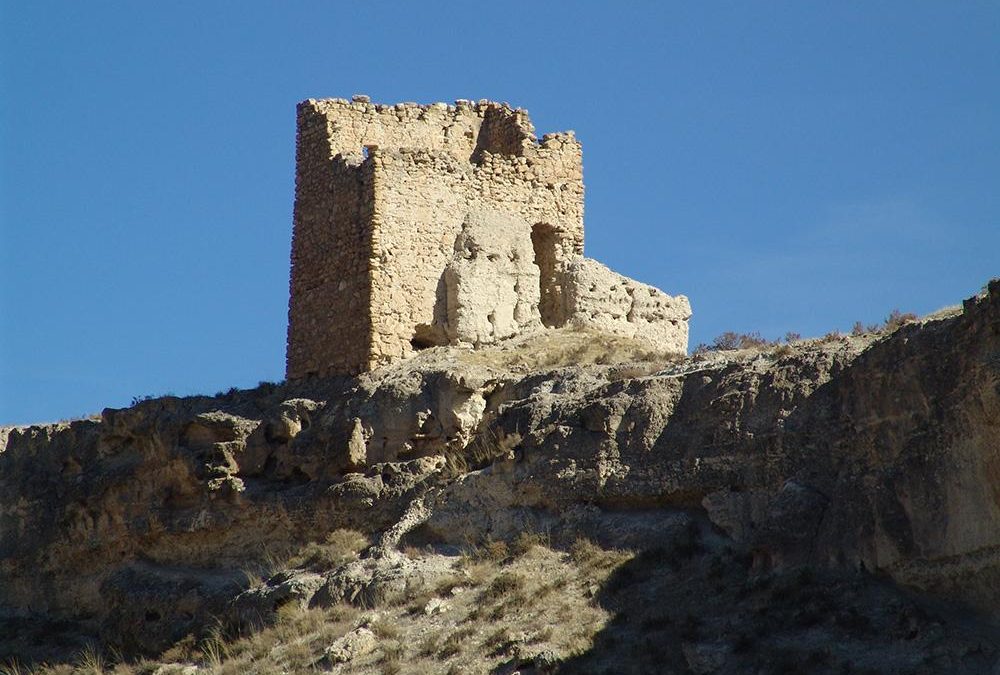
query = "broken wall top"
(298, 96, 580, 164)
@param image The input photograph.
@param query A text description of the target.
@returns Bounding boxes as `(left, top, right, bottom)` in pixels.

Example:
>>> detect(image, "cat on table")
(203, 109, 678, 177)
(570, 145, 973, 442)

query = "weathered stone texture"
(440, 209, 542, 347)
(286, 106, 375, 377)
(562, 258, 692, 353)
(286, 96, 688, 379)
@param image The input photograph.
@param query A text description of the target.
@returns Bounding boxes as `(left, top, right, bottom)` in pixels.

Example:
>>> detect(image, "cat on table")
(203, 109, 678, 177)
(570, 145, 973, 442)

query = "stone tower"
(286, 96, 690, 381)
(286, 97, 585, 379)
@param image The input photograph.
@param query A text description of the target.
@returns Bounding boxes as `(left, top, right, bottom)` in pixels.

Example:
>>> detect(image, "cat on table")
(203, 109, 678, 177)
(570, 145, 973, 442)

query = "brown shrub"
(481, 572, 526, 602)
(695, 330, 793, 353)
(442, 427, 521, 478)
(286, 529, 369, 571)
(883, 309, 918, 332)
(511, 531, 550, 558)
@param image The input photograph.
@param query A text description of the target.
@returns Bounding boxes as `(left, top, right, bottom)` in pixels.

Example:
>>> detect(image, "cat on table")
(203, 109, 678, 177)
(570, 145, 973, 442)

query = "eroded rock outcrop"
(1, 281, 998, 667)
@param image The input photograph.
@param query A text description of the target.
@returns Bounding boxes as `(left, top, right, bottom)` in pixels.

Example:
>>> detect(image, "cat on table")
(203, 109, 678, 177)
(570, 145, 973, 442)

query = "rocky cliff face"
(1, 281, 998, 671)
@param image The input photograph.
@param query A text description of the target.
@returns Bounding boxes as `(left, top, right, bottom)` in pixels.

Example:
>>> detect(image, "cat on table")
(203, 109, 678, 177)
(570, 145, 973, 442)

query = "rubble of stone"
(286, 96, 690, 379)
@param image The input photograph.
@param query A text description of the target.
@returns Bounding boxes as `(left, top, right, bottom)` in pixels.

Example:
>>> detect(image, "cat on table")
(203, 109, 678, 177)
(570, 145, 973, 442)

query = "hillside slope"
(1, 280, 998, 673)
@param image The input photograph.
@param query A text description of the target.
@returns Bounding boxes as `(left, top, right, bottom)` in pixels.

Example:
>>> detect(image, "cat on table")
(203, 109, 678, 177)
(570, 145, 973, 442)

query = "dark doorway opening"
(531, 223, 565, 327)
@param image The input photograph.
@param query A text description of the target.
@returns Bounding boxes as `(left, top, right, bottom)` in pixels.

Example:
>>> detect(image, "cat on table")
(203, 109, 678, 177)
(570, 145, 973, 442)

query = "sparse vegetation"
(482, 627, 514, 656)
(255, 381, 280, 394)
(481, 571, 525, 602)
(452, 327, 682, 373)
(604, 361, 673, 381)
(378, 639, 404, 668)
(883, 309, 918, 331)
(693, 330, 799, 354)
(851, 308, 919, 336)
(570, 537, 630, 574)
(437, 627, 475, 659)
(10, 274, 996, 675)
(699, 331, 777, 351)
(458, 537, 509, 565)
(696, 307, 923, 356)
(13, 528, 973, 675)
(371, 618, 401, 641)
(108, 540, 609, 674)
(850, 320, 872, 336)
(442, 426, 521, 478)
(569, 536, 605, 567)
(772, 343, 793, 357)
(285, 529, 369, 571)
(0, 661, 26, 675)
(511, 530, 550, 558)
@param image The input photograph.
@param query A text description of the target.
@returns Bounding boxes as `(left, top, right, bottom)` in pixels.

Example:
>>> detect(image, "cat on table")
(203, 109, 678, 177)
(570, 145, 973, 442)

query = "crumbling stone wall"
(439, 209, 542, 347)
(561, 259, 691, 353)
(286, 96, 690, 380)
(286, 109, 376, 378)
(287, 97, 583, 378)
(367, 133, 583, 364)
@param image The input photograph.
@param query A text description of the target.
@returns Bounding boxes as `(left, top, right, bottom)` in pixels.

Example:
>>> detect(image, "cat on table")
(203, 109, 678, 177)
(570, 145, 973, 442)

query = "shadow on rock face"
(98, 562, 246, 655)
(551, 516, 1000, 675)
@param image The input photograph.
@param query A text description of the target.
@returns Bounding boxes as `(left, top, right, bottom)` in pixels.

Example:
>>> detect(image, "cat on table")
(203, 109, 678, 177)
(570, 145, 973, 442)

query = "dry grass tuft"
(851, 308, 918, 336)
(474, 538, 510, 563)
(74, 645, 106, 675)
(570, 538, 633, 582)
(438, 626, 476, 659)
(697, 306, 925, 356)
(511, 531, 550, 558)
(443, 426, 521, 478)
(482, 628, 510, 655)
(481, 571, 526, 603)
(432, 573, 466, 597)
(0, 660, 27, 675)
(22, 540, 626, 675)
(285, 528, 369, 572)
(371, 618, 401, 641)
(694, 330, 806, 354)
(380, 639, 404, 663)
(457, 327, 681, 373)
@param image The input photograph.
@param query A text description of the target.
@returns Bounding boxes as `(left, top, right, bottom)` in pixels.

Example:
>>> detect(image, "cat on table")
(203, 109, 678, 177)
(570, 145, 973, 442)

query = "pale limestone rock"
(349, 363, 491, 463)
(228, 569, 326, 628)
(5, 283, 1000, 665)
(325, 626, 377, 664)
(312, 550, 454, 609)
(153, 667, 198, 675)
(422, 597, 448, 615)
(347, 418, 368, 467)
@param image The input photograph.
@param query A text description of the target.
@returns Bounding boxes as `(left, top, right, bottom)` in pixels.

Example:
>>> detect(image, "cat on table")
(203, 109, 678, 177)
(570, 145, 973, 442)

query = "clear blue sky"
(1, 2, 997, 425)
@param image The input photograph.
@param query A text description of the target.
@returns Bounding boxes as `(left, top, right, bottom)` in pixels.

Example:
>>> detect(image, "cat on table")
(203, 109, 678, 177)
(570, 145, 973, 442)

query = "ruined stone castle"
(285, 96, 691, 380)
